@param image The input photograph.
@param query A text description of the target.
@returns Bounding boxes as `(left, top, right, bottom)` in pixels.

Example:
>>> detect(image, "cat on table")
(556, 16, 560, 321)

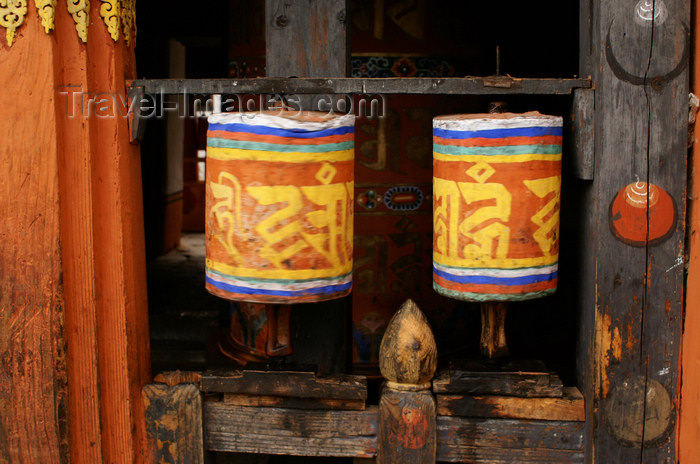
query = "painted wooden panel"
(578, 0, 689, 461)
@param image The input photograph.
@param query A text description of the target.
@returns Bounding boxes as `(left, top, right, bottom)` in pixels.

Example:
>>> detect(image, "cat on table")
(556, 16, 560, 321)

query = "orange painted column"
(0, 3, 150, 463)
(680, 2, 700, 460)
(0, 6, 66, 463)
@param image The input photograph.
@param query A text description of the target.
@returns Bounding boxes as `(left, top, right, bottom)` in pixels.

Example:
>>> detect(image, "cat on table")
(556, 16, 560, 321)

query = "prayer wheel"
(205, 111, 355, 305)
(432, 112, 563, 302)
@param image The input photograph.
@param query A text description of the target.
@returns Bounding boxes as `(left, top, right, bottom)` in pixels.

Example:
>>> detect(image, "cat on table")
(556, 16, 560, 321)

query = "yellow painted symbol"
(210, 172, 243, 263)
(301, 180, 353, 268)
(458, 182, 511, 259)
(315, 162, 338, 185)
(523, 176, 561, 255)
(246, 185, 308, 268)
(433, 178, 462, 259)
(466, 162, 496, 184)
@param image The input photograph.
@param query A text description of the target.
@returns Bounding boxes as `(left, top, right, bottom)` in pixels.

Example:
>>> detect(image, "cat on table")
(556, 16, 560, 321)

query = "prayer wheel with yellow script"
(205, 111, 355, 304)
(432, 112, 563, 357)
(205, 111, 355, 364)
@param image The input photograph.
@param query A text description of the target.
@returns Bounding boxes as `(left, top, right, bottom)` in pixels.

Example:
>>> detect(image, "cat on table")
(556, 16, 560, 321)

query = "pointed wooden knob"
(379, 299, 437, 390)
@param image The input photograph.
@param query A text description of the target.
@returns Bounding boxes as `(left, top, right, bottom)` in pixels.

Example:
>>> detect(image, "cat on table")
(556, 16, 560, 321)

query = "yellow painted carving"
(210, 172, 243, 263)
(120, 0, 134, 44)
(100, 0, 119, 41)
(523, 176, 561, 256)
(67, 0, 89, 43)
(457, 182, 512, 260)
(0, 0, 28, 46)
(247, 185, 308, 269)
(34, 0, 55, 33)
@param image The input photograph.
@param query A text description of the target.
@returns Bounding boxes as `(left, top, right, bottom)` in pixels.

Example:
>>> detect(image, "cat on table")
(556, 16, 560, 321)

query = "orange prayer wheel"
(432, 112, 563, 302)
(205, 111, 355, 304)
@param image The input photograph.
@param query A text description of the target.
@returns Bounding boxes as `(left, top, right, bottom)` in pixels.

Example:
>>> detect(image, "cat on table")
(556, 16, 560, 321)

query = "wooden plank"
(436, 387, 585, 421)
(201, 369, 367, 400)
(263, 0, 350, 374)
(266, 0, 348, 78)
(143, 383, 204, 464)
(432, 360, 564, 398)
(222, 393, 366, 410)
(639, 3, 688, 463)
(378, 389, 436, 464)
(581, 0, 689, 462)
(0, 6, 67, 463)
(436, 416, 585, 463)
(128, 76, 592, 96)
(154, 370, 203, 387)
(680, 3, 700, 460)
(204, 400, 378, 458)
(571, 88, 596, 180)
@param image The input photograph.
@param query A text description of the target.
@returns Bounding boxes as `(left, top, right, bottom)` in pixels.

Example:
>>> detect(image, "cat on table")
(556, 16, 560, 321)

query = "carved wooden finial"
(379, 299, 437, 390)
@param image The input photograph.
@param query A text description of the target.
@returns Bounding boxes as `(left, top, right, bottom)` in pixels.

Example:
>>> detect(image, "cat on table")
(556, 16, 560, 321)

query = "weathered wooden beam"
(436, 387, 585, 422)
(377, 300, 438, 464)
(436, 417, 585, 463)
(204, 401, 378, 458)
(143, 383, 204, 464)
(571, 88, 595, 180)
(432, 360, 564, 398)
(200, 369, 367, 401)
(222, 393, 366, 411)
(127, 76, 591, 96)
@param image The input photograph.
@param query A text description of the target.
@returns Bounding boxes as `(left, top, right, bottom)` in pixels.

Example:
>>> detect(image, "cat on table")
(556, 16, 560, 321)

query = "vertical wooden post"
(480, 302, 509, 359)
(265, 0, 350, 374)
(578, 0, 689, 461)
(377, 300, 437, 464)
(143, 379, 204, 464)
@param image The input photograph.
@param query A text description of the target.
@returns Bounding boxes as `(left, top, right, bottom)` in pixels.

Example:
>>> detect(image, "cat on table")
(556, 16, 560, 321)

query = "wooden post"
(577, 0, 689, 461)
(143, 374, 205, 464)
(377, 300, 437, 464)
(480, 302, 509, 359)
(265, 0, 350, 374)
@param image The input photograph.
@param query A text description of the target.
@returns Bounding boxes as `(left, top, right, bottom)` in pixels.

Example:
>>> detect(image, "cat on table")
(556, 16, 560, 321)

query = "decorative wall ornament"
(1, 0, 28, 46)
(120, 0, 133, 44)
(34, 0, 55, 33)
(99, 0, 119, 41)
(1, 0, 136, 46)
(67, 0, 88, 43)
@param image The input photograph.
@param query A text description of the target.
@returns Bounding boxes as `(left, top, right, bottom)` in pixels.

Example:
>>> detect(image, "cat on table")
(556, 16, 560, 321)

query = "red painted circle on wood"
(609, 182, 675, 246)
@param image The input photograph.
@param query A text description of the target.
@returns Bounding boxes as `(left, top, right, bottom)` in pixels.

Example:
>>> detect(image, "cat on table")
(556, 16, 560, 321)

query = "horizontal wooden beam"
(202, 398, 586, 461)
(436, 387, 585, 421)
(204, 401, 378, 458)
(432, 361, 564, 398)
(128, 76, 591, 96)
(437, 417, 585, 463)
(201, 369, 367, 401)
